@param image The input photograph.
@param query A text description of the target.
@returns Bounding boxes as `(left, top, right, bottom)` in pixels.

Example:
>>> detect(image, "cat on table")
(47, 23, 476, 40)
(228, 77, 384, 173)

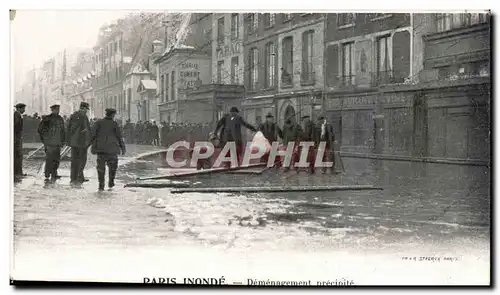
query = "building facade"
(155, 13, 215, 124)
(323, 12, 490, 160)
(156, 47, 212, 123)
(242, 13, 326, 131)
(92, 24, 127, 118)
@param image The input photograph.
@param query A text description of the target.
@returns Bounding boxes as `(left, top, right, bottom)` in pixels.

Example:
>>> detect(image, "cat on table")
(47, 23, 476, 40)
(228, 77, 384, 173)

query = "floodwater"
(12, 152, 490, 285)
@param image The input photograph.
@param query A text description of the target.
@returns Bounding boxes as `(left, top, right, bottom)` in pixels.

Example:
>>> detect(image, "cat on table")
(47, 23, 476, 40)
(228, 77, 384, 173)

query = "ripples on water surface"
(13, 156, 490, 284)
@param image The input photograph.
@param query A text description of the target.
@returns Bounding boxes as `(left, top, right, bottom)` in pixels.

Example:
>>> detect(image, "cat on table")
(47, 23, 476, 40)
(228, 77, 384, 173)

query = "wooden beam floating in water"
(124, 182, 191, 188)
(136, 163, 267, 180)
(171, 185, 383, 194)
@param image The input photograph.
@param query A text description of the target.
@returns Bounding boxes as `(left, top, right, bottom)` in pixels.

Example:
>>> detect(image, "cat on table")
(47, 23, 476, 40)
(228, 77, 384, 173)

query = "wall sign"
(217, 41, 242, 60)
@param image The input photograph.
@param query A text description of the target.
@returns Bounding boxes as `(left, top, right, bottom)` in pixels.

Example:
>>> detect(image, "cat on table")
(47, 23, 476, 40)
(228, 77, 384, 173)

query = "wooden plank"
(171, 185, 383, 194)
(136, 163, 267, 180)
(124, 182, 191, 188)
(226, 167, 270, 175)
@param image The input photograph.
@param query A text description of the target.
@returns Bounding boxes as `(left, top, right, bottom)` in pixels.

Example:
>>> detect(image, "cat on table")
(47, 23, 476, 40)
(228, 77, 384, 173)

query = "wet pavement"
(12, 146, 491, 285)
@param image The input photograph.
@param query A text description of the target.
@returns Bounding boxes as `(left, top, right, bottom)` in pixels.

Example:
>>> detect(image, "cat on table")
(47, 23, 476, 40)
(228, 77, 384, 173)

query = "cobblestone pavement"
(12, 149, 491, 284)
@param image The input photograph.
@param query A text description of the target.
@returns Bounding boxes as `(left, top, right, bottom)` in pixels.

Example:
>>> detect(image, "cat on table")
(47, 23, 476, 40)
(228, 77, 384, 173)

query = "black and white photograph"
(8, 6, 492, 287)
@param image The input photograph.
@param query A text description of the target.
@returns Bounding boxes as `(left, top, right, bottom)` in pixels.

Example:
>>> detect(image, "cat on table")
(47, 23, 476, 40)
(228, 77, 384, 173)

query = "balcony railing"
(281, 71, 293, 87)
(371, 70, 405, 86)
(301, 71, 316, 85)
(340, 75, 355, 86)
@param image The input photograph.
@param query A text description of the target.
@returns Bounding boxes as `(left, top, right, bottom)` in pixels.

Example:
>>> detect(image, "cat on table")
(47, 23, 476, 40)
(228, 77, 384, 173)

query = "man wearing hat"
(314, 115, 336, 174)
(214, 106, 257, 166)
(38, 103, 66, 183)
(258, 113, 283, 166)
(14, 103, 26, 180)
(300, 114, 316, 173)
(258, 113, 283, 144)
(90, 108, 126, 191)
(66, 102, 91, 186)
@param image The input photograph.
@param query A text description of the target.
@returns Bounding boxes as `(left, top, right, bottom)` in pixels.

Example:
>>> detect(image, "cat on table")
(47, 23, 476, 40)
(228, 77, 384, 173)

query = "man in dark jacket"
(67, 102, 91, 186)
(300, 115, 316, 173)
(123, 119, 133, 144)
(38, 104, 66, 183)
(160, 121, 169, 146)
(134, 121, 143, 144)
(314, 116, 336, 174)
(91, 108, 126, 191)
(258, 113, 283, 166)
(281, 118, 302, 172)
(151, 121, 160, 146)
(14, 103, 26, 181)
(258, 113, 283, 144)
(214, 106, 257, 166)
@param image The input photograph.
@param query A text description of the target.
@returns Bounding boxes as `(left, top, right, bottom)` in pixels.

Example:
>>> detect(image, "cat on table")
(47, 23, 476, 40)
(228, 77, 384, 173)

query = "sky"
(11, 10, 129, 88)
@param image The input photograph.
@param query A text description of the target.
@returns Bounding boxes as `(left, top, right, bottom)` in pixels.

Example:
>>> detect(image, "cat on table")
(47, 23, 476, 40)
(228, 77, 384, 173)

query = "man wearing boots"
(38, 103, 66, 183)
(67, 102, 91, 186)
(13, 103, 27, 181)
(90, 108, 126, 191)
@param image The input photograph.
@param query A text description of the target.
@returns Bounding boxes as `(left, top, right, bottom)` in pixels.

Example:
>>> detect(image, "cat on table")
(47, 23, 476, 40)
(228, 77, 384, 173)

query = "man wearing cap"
(14, 103, 26, 180)
(214, 106, 257, 166)
(67, 102, 91, 186)
(90, 108, 126, 191)
(38, 104, 66, 183)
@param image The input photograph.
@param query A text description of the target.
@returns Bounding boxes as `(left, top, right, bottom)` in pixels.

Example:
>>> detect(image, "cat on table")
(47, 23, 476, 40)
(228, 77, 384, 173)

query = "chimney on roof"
(149, 40, 164, 75)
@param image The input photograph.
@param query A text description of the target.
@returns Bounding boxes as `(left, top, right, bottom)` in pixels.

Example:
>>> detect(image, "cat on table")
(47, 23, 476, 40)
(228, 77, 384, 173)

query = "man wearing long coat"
(67, 102, 91, 186)
(14, 103, 26, 181)
(214, 107, 257, 165)
(314, 116, 336, 174)
(38, 104, 66, 183)
(300, 115, 316, 173)
(90, 108, 126, 191)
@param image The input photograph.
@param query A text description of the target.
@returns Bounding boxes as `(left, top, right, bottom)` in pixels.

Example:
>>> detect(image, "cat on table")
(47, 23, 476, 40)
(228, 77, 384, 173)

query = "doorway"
(284, 105, 296, 124)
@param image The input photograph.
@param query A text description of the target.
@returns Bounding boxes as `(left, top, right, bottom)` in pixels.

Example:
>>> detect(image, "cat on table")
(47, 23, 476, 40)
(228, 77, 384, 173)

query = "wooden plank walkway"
(136, 163, 267, 180)
(124, 182, 191, 188)
(171, 185, 383, 194)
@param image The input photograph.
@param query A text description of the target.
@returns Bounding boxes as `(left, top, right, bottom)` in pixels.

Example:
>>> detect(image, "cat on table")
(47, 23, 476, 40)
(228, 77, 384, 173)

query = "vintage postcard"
(10, 9, 491, 287)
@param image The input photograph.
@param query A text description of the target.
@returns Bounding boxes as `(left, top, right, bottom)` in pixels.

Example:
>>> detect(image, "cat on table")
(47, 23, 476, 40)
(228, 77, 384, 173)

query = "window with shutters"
(217, 60, 224, 84)
(436, 13, 489, 32)
(338, 13, 355, 27)
(326, 44, 339, 87)
(281, 37, 293, 86)
(265, 42, 276, 88)
(165, 74, 169, 101)
(282, 13, 293, 22)
(249, 48, 259, 91)
(247, 14, 258, 34)
(231, 13, 239, 39)
(264, 14, 275, 28)
(217, 17, 225, 46)
(376, 35, 391, 84)
(171, 71, 176, 100)
(301, 30, 315, 84)
(231, 56, 239, 84)
(341, 42, 355, 85)
(160, 74, 164, 102)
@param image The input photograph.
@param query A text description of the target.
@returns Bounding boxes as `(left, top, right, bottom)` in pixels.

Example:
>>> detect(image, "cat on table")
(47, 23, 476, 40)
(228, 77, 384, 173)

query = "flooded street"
(12, 153, 490, 285)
